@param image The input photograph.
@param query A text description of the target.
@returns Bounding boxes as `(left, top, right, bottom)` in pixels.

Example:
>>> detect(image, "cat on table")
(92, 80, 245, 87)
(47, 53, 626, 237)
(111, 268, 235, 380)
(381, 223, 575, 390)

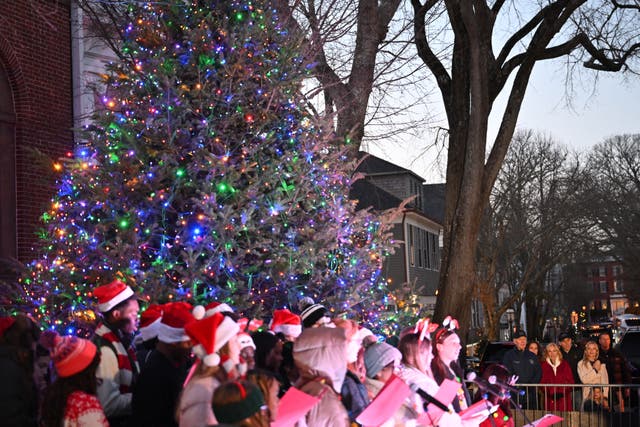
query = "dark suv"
(616, 330, 640, 384)
(472, 341, 516, 375)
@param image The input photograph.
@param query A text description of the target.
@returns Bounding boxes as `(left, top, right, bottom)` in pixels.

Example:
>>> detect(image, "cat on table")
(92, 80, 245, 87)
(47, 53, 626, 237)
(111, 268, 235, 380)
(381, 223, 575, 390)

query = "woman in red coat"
(540, 343, 574, 412)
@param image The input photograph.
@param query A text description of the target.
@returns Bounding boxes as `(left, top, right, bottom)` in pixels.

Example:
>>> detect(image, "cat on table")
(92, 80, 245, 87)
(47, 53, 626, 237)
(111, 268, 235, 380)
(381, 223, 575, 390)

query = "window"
(614, 280, 624, 293)
(0, 62, 17, 278)
(409, 225, 415, 266)
(599, 266, 606, 277)
(613, 265, 623, 277)
(600, 281, 608, 293)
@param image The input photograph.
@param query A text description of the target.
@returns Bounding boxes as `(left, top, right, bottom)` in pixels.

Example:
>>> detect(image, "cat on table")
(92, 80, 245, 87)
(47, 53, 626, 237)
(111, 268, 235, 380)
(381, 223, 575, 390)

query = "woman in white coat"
(577, 340, 609, 410)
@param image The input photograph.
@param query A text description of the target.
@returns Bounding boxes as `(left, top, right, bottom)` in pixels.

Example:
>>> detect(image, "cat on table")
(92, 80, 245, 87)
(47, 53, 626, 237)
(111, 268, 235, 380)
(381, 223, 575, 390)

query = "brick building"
(0, 0, 74, 279)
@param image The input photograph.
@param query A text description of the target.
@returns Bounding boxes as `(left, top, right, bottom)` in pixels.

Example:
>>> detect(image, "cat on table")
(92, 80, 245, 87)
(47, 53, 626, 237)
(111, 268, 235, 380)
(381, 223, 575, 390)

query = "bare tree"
(476, 130, 590, 339)
(584, 134, 640, 289)
(411, 0, 640, 335)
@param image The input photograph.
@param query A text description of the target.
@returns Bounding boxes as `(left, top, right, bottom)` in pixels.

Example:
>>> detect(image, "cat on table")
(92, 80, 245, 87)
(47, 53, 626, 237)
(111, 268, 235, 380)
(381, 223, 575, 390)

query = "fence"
(469, 383, 640, 427)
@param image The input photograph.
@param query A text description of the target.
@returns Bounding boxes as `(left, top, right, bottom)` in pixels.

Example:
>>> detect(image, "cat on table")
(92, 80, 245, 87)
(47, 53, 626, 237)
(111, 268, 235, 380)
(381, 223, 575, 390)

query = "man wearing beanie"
(132, 302, 195, 427)
(299, 298, 332, 328)
(91, 279, 140, 427)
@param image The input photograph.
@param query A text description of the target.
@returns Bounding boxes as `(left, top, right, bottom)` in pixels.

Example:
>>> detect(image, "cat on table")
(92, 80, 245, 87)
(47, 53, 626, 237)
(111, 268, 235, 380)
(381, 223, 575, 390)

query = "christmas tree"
(19, 0, 397, 334)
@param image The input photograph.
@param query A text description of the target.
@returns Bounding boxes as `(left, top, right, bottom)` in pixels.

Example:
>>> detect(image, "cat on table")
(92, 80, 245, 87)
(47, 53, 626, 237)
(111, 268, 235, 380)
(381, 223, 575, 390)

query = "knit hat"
(192, 301, 234, 320)
(364, 342, 401, 379)
(270, 309, 302, 338)
(94, 280, 134, 312)
(157, 302, 194, 343)
(0, 316, 15, 338)
(139, 304, 163, 342)
(212, 381, 265, 424)
(50, 335, 97, 378)
(185, 313, 240, 367)
(238, 332, 256, 350)
(300, 303, 329, 328)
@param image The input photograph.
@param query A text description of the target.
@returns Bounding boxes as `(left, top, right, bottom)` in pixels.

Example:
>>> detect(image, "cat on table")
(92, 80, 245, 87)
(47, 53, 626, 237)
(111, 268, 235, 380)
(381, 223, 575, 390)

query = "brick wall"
(0, 0, 73, 262)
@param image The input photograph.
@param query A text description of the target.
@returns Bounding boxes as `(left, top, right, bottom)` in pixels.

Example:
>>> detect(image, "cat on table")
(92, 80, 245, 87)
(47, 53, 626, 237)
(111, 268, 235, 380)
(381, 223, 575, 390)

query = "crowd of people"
(1, 279, 524, 427)
(502, 327, 634, 416)
(6, 279, 635, 426)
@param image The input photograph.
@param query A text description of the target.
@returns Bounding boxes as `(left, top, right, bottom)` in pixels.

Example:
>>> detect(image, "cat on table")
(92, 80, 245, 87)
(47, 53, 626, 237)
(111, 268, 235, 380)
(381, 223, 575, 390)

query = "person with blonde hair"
(210, 381, 269, 427)
(539, 342, 574, 411)
(246, 369, 280, 423)
(577, 340, 609, 409)
(178, 313, 240, 427)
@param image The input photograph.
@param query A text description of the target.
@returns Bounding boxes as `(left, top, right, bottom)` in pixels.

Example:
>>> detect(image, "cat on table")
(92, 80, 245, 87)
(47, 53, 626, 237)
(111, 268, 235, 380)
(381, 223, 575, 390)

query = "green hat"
(212, 381, 265, 423)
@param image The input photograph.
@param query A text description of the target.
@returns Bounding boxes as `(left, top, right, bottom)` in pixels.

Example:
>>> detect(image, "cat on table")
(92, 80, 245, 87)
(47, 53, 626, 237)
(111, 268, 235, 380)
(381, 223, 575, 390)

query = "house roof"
(356, 152, 425, 182)
(349, 178, 402, 211)
(422, 183, 445, 224)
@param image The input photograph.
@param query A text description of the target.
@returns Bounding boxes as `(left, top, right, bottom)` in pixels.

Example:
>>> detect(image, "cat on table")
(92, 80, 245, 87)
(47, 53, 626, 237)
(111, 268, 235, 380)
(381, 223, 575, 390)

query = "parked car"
(472, 340, 516, 376)
(616, 330, 640, 384)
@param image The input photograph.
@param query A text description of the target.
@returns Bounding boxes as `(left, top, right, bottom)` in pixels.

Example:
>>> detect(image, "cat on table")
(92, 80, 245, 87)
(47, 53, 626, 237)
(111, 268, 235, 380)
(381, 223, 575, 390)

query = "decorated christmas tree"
(18, 0, 397, 334)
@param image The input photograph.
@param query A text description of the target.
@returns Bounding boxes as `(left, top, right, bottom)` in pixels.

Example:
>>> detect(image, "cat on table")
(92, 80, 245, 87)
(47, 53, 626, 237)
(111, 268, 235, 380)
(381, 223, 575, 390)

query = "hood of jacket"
(294, 327, 347, 393)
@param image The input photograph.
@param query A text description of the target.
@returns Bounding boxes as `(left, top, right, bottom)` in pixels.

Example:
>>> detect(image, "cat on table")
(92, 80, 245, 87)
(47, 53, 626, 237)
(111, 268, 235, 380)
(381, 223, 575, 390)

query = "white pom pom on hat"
(185, 312, 240, 367)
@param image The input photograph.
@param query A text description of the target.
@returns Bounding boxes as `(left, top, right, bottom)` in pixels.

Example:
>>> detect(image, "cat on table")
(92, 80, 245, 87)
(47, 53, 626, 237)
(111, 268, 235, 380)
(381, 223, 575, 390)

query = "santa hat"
(270, 309, 302, 338)
(185, 313, 240, 367)
(50, 335, 97, 378)
(139, 304, 163, 342)
(237, 317, 249, 331)
(300, 303, 329, 328)
(0, 316, 16, 338)
(157, 302, 194, 343)
(237, 332, 256, 350)
(192, 301, 234, 320)
(93, 280, 134, 313)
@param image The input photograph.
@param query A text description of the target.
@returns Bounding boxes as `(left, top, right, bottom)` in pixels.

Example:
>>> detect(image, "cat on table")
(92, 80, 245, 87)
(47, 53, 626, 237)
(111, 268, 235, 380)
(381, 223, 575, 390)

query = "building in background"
(351, 154, 443, 315)
(0, 1, 75, 281)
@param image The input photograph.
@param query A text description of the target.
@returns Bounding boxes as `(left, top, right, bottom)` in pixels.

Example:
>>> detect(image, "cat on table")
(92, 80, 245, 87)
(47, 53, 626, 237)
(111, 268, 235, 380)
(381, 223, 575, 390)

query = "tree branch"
(411, 0, 451, 102)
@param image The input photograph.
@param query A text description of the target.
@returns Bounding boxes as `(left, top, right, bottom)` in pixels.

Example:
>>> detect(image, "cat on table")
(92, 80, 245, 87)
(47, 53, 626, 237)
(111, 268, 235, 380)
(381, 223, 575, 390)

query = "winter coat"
(398, 364, 465, 427)
(178, 375, 220, 427)
(559, 345, 581, 384)
(132, 350, 190, 427)
(577, 359, 609, 406)
(293, 327, 350, 427)
(502, 348, 542, 384)
(340, 369, 370, 422)
(540, 359, 574, 412)
(63, 391, 109, 427)
(599, 347, 631, 385)
(92, 322, 139, 423)
(0, 345, 37, 427)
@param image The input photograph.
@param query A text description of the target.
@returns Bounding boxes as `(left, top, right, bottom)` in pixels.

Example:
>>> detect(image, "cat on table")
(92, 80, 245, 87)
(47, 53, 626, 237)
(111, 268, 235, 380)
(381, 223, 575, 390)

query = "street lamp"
(506, 308, 515, 340)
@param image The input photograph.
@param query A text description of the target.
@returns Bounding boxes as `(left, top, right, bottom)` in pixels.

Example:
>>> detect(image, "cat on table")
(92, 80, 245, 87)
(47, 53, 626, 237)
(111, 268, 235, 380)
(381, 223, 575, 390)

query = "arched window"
(0, 61, 16, 279)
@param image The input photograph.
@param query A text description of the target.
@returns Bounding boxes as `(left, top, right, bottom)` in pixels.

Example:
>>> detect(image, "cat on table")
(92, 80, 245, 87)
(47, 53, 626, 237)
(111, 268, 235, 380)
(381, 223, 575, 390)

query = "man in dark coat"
(503, 330, 542, 409)
(132, 302, 194, 427)
(598, 332, 632, 411)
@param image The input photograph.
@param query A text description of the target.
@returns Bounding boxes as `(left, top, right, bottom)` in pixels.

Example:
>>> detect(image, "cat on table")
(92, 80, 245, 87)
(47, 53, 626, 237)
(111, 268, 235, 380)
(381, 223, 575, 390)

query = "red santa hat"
(157, 302, 195, 343)
(0, 316, 16, 338)
(93, 280, 134, 313)
(269, 309, 302, 338)
(185, 313, 239, 367)
(192, 301, 234, 320)
(237, 332, 256, 350)
(139, 304, 163, 342)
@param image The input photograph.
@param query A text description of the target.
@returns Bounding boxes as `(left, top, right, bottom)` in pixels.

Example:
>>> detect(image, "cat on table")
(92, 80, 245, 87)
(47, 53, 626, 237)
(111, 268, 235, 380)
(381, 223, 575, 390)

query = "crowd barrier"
(466, 382, 640, 427)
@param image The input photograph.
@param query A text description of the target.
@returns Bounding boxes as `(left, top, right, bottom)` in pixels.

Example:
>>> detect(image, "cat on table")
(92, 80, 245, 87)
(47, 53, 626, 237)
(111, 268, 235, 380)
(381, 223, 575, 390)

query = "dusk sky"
(365, 55, 640, 184)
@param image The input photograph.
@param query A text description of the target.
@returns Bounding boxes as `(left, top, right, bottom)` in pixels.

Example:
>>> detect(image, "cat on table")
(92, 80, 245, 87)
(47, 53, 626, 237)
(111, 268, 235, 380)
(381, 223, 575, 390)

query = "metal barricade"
(469, 382, 640, 427)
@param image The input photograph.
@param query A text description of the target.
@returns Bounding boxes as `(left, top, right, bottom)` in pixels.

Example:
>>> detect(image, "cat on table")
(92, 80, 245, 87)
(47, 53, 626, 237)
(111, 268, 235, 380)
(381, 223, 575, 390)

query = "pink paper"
(524, 414, 564, 427)
(459, 398, 496, 421)
(356, 375, 412, 427)
(270, 387, 320, 427)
